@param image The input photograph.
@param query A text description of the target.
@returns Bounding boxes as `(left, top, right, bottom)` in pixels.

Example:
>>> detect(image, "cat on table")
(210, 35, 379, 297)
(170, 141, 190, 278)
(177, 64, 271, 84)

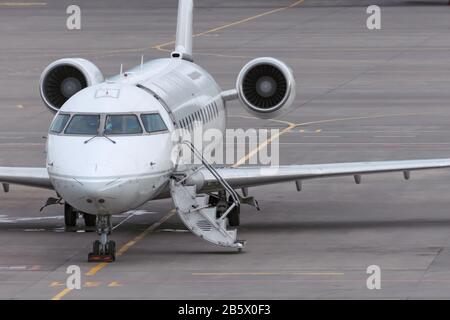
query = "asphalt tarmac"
(1, 0, 450, 299)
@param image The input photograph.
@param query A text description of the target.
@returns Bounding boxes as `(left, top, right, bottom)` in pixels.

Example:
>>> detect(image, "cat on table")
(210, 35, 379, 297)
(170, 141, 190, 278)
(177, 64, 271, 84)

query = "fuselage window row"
(178, 100, 220, 131)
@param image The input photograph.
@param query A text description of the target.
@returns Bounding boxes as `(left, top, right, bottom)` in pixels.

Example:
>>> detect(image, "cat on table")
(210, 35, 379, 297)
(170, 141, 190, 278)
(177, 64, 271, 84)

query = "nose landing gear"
(88, 214, 116, 262)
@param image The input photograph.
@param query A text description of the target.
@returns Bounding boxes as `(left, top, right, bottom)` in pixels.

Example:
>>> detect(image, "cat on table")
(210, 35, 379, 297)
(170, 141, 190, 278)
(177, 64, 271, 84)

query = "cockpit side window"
(50, 114, 70, 134)
(105, 114, 143, 135)
(65, 114, 100, 135)
(140, 113, 168, 133)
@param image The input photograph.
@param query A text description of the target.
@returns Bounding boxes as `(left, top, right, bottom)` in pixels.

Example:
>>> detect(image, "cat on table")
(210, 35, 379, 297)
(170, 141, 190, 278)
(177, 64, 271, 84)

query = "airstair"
(170, 141, 245, 249)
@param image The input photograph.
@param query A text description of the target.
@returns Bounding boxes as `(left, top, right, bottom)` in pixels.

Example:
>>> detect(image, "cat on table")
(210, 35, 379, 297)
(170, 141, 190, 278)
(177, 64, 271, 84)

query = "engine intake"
(39, 58, 104, 112)
(236, 57, 296, 119)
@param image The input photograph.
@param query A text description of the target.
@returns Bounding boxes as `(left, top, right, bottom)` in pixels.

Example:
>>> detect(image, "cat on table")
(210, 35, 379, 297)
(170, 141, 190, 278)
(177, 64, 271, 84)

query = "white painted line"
(0, 215, 63, 223)
(0, 266, 27, 270)
(301, 135, 341, 138)
(159, 228, 190, 233)
(0, 143, 44, 146)
(0, 2, 47, 7)
(374, 135, 417, 138)
(277, 142, 449, 145)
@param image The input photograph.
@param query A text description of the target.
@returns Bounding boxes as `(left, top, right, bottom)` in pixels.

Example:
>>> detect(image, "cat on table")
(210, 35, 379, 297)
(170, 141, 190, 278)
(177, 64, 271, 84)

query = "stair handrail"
(180, 140, 240, 207)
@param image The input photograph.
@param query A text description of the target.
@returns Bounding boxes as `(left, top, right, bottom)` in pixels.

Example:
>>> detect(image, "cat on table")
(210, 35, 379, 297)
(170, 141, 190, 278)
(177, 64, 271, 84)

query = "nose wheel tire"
(106, 241, 116, 260)
(89, 240, 116, 262)
(64, 203, 77, 227)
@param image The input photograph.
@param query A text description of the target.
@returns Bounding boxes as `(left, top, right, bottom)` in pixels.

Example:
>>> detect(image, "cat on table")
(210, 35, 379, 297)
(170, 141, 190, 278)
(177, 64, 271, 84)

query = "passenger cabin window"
(207, 105, 212, 120)
(105, 114, 143, 135)
(65, 114, 100, 135)
(50, 114, 70, 134)
(214, 102, 218, 117)
(141, 113, 168, 133)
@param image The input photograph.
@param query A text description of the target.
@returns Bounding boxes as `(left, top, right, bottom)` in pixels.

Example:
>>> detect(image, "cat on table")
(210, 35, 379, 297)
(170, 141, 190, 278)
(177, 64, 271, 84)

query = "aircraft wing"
(0, 167, 53, 190)
(192, 159, 450, 192)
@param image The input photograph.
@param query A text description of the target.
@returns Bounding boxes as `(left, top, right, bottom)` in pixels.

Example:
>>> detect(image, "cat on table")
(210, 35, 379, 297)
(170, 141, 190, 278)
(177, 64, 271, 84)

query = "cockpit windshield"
(50, 114, 70, 133)
(141, 113, 168, 133)
(65, 114, 100, 135)
(105, 114, 143, 135)
(50, 112, 168, 136)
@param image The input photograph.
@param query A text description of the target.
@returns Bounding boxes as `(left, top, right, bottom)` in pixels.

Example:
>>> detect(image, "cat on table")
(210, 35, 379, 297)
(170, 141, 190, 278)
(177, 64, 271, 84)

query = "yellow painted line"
(51, 287, 72, 301)
(49, 281, 64, 287)
(108, 281, 122, 287)
(192, 272, 344, 276)
(193, 0, 304, 37)
(153, 0, 305, 52)
(296, 113, 431, 131)
(0, 2, 46, 6)
(85, 262, 108, 277)
(231, 112, 432, 167)
(84, 281, 101, 288)
(232, 120, 296, 168)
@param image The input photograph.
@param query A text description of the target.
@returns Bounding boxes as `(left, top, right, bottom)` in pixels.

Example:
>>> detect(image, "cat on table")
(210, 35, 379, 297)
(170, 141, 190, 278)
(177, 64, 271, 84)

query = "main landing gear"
(88, 214, 116, 263)
(64, 203, 97, 228)
(210, 192, 241, 227)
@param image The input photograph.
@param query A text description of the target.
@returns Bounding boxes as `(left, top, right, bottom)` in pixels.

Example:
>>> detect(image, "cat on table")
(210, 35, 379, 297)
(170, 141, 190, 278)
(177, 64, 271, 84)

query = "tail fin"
(171, 0, 194, 62)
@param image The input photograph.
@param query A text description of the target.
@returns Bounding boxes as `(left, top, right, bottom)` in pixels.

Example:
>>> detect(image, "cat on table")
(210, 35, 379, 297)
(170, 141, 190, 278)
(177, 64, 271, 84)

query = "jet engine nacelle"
(236, 57, 296, 119)
(39, 58, 104, 112)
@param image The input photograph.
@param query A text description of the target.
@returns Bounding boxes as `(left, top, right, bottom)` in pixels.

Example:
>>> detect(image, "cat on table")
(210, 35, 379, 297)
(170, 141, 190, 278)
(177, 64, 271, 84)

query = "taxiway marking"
(192, 272, 345, 276)
(232, 112, 432, 166)
(51, 288, 71, 301)
(374, 135, 417, 138)
(296, 113, 431, 131)
(232, 120, 297, 168)
(0, 2, 46, 6)
(153, 0, 305, 53)
(108, 281, 121, 287)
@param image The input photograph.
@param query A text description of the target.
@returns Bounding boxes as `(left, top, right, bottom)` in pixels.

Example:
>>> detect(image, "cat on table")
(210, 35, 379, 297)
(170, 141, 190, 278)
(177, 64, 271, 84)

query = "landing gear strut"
(83, 213, 97, 227)
(64, 203, 97, 228)
(211, 191, 240, 227)
(227, 195, 240, 227)
(88, 215, 116, 262)
(64, 203, 77, 227)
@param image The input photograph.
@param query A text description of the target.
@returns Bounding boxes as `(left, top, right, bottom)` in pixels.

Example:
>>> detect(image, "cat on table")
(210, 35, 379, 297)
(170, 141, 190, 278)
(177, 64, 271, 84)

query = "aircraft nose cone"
(52, 177, 142, 215)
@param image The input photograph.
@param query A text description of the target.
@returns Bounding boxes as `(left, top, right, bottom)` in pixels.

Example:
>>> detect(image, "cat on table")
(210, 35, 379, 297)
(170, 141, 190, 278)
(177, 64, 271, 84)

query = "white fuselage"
(46, 58, 226, 215)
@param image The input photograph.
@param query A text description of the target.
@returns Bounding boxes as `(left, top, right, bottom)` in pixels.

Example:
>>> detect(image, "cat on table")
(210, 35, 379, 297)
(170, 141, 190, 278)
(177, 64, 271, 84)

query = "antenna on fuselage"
(119, 63, 123, 76)
(140, 55, 144, 71)
(171, 0, 193, 62)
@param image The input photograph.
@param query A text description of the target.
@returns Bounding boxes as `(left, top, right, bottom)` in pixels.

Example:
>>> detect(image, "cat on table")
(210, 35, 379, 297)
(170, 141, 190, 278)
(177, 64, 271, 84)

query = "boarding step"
(170, 179, 244, 249)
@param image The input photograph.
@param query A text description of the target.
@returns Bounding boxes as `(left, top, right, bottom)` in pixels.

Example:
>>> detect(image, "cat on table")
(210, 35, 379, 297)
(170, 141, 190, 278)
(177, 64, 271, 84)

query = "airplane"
(1, 0, 450, 262)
